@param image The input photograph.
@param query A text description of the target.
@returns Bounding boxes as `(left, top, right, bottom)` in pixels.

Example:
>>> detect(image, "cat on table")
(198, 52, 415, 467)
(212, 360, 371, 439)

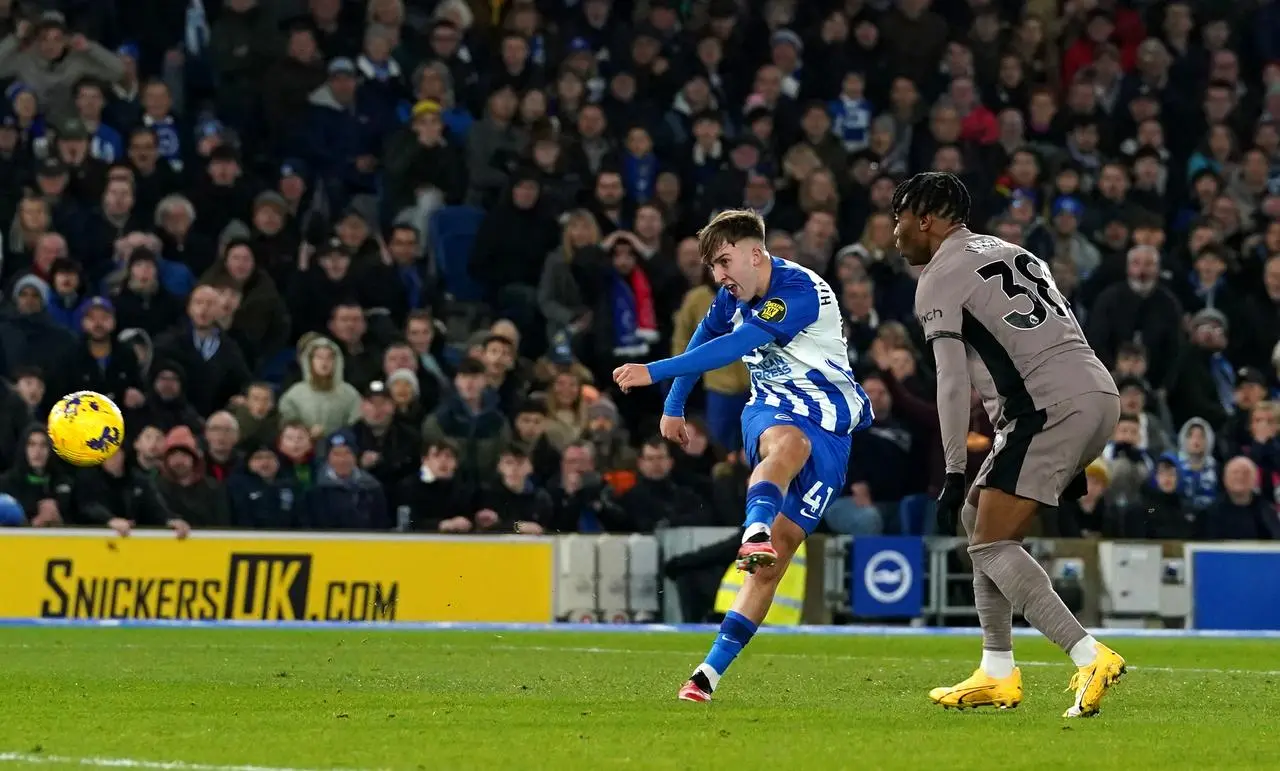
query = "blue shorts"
(741, 405, 852, 535)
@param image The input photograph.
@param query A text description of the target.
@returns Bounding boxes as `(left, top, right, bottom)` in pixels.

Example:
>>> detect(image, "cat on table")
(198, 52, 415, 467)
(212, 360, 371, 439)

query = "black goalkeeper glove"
(936, 473, 967, 535)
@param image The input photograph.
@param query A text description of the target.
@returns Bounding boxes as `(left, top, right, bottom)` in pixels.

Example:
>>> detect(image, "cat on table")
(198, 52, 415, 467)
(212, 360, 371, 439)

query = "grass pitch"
(1, 627, 1278, 770)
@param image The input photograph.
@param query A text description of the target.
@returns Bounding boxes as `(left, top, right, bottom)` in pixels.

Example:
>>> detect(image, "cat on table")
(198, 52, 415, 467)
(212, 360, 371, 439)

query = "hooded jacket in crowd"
(153, 425, 231, 527)
(0, 424, 74, 519)
(279, 336, 363, 436)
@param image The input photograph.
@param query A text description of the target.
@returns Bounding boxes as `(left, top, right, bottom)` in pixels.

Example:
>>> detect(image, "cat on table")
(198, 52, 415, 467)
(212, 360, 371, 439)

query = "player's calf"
(680, 517, 804, 702)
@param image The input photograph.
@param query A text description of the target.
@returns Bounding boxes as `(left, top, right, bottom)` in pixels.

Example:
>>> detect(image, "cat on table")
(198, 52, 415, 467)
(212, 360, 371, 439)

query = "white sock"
(694, 663, 721, 691)
(743, 522, 770, 542)
(1069, 635, 1099, 668)
(980, 649, 1015, 679)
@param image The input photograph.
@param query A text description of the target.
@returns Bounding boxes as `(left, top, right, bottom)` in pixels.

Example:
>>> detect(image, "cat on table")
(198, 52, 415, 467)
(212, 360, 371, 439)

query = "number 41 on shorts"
(801, 481, 833, 520)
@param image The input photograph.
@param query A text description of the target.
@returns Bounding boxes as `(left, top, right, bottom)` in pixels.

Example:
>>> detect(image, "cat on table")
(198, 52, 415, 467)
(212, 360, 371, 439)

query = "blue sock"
(744, 481, 784, 531)
(696, 611, 758, 690)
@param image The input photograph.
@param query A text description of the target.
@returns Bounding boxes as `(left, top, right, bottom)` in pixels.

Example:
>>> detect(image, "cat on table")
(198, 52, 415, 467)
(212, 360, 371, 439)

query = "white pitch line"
(0, 752, 375, 771)
(2, 641, 1276, 677)
(479, 643, 1280, 676)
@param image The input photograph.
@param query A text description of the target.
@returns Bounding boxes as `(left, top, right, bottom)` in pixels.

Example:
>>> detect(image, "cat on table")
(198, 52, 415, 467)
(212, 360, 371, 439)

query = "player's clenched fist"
(659, 415, 690, 448)
(612, 363, 652, 391)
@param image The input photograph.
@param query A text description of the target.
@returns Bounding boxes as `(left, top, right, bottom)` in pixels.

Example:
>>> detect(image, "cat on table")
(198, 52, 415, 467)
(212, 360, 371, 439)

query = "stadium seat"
(898, 494, 934, 536)
(428, 206, 488, 303)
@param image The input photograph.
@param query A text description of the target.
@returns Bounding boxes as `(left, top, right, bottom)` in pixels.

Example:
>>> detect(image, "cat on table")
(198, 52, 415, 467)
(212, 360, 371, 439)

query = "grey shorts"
(975, 391, 1121, 507)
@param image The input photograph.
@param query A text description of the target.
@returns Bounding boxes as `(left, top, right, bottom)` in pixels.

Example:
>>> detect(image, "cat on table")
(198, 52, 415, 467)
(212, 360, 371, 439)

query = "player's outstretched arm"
(614, 323, 770, 395)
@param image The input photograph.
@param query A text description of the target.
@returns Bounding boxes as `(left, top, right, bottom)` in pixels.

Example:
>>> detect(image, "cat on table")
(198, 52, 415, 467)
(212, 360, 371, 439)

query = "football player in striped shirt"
(614, 209, 872, 702)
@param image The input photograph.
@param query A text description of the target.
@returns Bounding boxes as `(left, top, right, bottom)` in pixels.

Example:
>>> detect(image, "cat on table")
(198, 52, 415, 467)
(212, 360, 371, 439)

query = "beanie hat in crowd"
(386, 368, 420, 397)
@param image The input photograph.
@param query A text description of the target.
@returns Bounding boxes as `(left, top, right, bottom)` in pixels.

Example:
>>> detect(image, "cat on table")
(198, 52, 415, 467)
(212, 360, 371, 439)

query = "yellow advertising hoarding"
(0, 530, 554, 623)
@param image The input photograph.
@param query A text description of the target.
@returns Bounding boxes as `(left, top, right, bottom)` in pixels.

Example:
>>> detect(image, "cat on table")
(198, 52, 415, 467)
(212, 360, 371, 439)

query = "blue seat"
(897, 494, 934, 536)
(429, 206, 488, 303)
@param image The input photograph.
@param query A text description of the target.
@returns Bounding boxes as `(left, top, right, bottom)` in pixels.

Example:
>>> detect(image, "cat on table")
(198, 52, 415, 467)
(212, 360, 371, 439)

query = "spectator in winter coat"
(304, 431, 389, 530)
(1087, 245, 1183, 387)
(72, 449, 187, 538)
(42, 296, 145, 416)
(1102, 413, 1154, 518)
(1167, 309, 1234, 430)
(852, 371, 915, 494)
(465, 84, 527, 208)
(153, 425, 231, 528)
(109, 248, 185, 336)
(1177, 418, 1220, 514)
(134, 361, 203, 434)
(545, 440, 626, 534)
(0, 425, 74, 525)
(469, 167, 560, 317)
(382, 100, 467, 217)
(510, 398, 561, 485)
(1054, 460, 1111, 537)
(582, 399, 637, 473)
(296, 58, 392, 208)
(349, 380, 421, 492)
(0, 12, 125, 125)
(201, 239, 290, 370)
(475, 444, 553, 534)
(203, 411, 242, 484)
(1116, 376, 1174, 457)
(393, 437, 474, 532)
(227, 444, 306, 530)
(276, 421, 318, 493)
(44, 258, 89, 332)
(0, 274, 76, 379)
(422, 358, 512, 485)
(230, 383, 281, 453)
(153, 285, 253, 417)
(1142, 454, 1196, 539)
(1203, 456, 1280, 540)
(1243, 401, 1280, 511)
(259, 24, 328, 152)
(616, 436, 708, 532)
(279, 336, 363, 440)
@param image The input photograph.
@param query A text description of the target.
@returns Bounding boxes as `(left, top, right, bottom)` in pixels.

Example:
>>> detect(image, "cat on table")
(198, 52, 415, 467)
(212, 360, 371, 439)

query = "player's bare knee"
(973, 488, 1038, 544)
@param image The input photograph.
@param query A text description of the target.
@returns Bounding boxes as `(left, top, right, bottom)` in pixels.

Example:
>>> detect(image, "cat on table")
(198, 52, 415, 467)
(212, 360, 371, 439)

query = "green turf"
(1, 628, 1278, 770)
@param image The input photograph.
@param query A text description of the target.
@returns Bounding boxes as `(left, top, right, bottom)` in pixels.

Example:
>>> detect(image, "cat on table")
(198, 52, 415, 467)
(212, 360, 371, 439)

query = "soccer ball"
(47, 391, 126, 467)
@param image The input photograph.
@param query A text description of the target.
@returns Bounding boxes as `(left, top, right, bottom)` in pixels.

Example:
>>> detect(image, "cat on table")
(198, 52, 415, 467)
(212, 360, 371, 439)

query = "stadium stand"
(0, 0, 1278, 570)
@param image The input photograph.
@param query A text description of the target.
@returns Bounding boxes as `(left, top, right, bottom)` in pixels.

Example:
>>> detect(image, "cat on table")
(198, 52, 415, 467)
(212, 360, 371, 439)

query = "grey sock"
(961, 504, 1012, 652)
(968, 540, 1088, 654)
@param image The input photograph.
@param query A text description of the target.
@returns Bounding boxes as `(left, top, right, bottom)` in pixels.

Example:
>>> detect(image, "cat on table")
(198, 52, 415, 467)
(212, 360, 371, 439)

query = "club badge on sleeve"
(758, 298, 787, 322)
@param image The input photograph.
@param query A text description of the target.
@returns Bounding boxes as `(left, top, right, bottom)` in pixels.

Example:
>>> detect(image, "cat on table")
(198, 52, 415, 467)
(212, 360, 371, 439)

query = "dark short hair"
(483, 333, 514, 350)
(424, 436, 460, 456)
(697, 208, 766, 264)
(1117, 412, 1141, 425)
(498, 442, 528, 460)
(641, 435, 670, 453)
(1117, 341, 1147, 359)
(456, 357, 486, 376)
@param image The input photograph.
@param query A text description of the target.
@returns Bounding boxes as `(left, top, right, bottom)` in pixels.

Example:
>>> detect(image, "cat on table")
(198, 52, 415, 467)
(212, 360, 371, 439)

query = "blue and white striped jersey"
(704, 257, 872, 435)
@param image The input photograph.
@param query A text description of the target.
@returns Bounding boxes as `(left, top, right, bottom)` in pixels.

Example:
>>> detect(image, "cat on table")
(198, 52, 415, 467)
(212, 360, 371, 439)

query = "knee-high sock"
(968, 540, 1089, 655)
(961, 503, 1013, 656)
(693, 610, 758, 691)
(743, 481, 783, 537)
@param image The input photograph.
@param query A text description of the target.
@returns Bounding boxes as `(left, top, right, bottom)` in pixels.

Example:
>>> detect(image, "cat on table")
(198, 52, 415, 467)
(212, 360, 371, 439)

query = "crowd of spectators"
(0, 0, 1277, 544)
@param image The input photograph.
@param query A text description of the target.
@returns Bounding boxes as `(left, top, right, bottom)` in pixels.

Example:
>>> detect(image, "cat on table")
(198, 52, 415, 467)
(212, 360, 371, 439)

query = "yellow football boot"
(1063, 643, 1127, 717)
(929, 667, 1023, 710)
